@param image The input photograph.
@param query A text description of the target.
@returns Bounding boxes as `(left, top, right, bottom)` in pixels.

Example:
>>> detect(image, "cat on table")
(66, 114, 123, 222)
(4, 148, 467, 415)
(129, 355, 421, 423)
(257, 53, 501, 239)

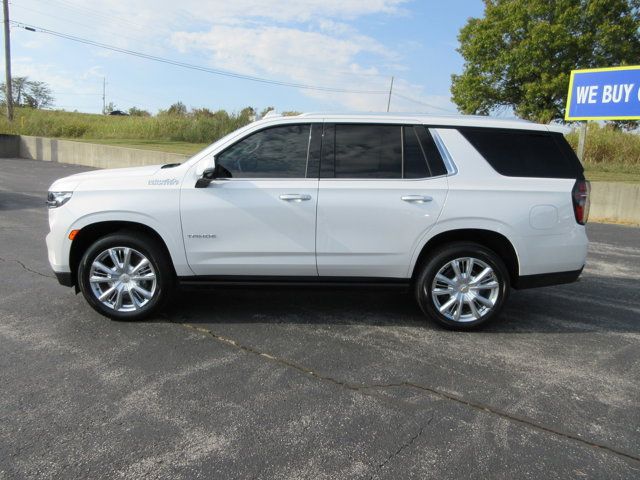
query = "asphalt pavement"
(1, 157, 639, 479)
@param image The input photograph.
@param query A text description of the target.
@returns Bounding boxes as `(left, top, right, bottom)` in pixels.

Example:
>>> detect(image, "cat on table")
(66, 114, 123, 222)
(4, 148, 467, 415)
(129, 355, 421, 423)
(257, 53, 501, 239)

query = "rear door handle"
(401, 195, 433, 203)
(279, 193, 312, 202)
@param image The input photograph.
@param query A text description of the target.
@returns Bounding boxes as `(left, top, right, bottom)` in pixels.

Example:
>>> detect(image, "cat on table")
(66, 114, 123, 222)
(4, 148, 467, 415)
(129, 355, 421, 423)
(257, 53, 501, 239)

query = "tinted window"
(416, 127, 448, 177)
(217, 124, 310, 178)
(403, 126, 430, 178)
(459, 128, 582, 179)
(306, 123, 322, 178)
(334, 125, 402, 178)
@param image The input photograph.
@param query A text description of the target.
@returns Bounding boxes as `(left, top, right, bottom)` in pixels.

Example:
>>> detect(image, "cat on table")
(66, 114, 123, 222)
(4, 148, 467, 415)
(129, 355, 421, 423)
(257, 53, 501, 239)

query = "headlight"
(47, 191, 73, 208)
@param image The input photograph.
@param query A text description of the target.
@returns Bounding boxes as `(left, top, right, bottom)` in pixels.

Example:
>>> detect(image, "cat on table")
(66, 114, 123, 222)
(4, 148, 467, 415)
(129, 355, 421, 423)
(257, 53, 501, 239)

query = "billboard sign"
(565, 66, 640, 121)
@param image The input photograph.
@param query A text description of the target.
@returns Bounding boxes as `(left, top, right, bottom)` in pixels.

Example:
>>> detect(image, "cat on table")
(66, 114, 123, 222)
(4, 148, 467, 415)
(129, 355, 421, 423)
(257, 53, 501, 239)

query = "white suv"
(46, 113, 589, 329)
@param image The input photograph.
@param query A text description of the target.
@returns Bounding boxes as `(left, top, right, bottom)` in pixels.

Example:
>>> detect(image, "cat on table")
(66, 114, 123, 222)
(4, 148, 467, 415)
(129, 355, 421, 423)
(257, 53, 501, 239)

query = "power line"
(9, 2, 157, 45)
(12, 3, 388, 80)
(391, 91, 455, 113)
(12, 21, 389, 95)
(33, 0, 155, 35)
(12, 5, 389, 80)
(26, 0, 389, 80)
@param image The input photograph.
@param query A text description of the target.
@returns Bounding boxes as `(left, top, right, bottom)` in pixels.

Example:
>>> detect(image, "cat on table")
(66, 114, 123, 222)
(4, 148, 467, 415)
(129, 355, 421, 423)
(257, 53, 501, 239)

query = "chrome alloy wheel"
(89, 247, 157, 312)
(430, 257, 500, 323)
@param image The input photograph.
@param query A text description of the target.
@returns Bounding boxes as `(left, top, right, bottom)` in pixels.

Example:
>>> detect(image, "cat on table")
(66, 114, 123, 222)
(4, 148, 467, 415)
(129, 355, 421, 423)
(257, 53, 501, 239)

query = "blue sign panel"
(565, 66, 640, 120)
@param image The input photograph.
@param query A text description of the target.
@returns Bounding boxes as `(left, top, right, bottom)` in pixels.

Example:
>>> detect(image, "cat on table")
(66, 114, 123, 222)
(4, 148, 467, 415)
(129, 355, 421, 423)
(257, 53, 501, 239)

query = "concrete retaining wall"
(0, 134, 19, 157)
(590, 181, 640, 225)
(17, 135, 188, 169)
(0, 134, 638, 225)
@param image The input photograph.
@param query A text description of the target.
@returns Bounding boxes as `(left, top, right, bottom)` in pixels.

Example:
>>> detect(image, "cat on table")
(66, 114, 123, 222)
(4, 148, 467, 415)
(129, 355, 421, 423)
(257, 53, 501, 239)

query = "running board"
(178, 275, 410, 288)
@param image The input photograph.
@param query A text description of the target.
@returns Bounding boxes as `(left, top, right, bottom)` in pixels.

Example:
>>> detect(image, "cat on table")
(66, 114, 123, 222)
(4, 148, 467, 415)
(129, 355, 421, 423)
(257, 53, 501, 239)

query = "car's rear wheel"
(415, 242, 510, 330)
(78, 231, 173, 320)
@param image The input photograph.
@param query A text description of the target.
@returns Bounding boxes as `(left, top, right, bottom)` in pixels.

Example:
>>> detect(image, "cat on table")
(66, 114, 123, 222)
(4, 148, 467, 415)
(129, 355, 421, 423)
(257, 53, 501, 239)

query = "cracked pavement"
(1, 157, 639, 479)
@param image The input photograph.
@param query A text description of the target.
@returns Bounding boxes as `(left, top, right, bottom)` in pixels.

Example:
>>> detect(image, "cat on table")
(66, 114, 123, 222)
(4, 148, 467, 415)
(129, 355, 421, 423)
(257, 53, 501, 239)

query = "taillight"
(572, 180, 590, 225)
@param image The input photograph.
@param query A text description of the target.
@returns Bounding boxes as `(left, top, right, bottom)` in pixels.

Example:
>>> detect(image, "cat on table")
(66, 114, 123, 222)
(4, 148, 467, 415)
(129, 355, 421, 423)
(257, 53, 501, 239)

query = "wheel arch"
(69, 221, 177, 287)
(411, 228, 520, 285)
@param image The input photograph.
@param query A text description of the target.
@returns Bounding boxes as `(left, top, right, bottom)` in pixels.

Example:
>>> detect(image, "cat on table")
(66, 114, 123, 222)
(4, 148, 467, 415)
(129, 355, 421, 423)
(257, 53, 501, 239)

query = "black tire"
(414, 242, 510, 330)
(78, 231, 173, 320)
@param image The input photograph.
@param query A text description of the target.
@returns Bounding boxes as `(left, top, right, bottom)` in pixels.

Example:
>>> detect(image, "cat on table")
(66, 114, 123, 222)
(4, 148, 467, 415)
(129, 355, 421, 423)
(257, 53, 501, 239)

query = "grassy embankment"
(1, 108, 639, 182)
(565, 124, 640, 183)
(0, 107, 251, 155)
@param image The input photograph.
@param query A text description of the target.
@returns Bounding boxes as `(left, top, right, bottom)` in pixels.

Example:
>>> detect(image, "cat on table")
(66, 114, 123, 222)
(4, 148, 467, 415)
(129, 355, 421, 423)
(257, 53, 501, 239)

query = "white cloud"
(81, 66, 106, 80)
(13, 0, 453, 112)
(171, 25, 397, 109)
(11, 57, 75, 91)
(171, 26, 392, 76)
(55, 0, 408, 33)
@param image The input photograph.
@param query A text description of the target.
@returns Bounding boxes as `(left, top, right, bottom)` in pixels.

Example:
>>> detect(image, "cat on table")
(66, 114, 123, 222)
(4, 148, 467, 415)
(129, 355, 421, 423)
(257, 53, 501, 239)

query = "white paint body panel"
(46, 113, 588, 282)
(46, 164, 193, 276)
(180, 176, 319, 276)
(316, 177, 448, 277)
(428, 128, 587, 276)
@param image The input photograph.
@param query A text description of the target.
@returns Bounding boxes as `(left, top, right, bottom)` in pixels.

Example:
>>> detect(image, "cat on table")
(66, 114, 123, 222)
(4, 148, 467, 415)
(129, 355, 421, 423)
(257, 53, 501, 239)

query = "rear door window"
(325, 124, 448, 179)
(334, 124, 402, 178)
(403, 126, 430, 178)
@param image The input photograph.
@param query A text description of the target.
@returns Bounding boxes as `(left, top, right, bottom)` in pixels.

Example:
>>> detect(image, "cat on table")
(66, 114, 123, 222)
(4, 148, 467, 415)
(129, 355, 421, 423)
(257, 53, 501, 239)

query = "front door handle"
(279, 193, 312, 202)
(401, 195, 433, 203)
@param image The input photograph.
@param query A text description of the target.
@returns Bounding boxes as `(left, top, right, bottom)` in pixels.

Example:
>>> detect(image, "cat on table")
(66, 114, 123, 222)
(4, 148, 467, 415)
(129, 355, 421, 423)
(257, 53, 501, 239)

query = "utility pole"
(102, 77, 106, 114)
(3, 0, 13, 121)
(577, 121, 587, 163)
(386, 76, 394, 112)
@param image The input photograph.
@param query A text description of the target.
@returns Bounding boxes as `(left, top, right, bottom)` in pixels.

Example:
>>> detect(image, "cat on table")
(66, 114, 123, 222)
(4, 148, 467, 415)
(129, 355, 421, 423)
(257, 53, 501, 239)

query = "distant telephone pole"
(102, 77, 106, 113)
(577, 121, 587, 163)
(3, 0, 13, 121)
(386, 76, 394, 112)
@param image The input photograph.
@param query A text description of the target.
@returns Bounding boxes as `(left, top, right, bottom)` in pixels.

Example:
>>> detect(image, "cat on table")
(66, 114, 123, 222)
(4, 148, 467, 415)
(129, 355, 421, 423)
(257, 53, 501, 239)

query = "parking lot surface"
(1, 157, 639, 479)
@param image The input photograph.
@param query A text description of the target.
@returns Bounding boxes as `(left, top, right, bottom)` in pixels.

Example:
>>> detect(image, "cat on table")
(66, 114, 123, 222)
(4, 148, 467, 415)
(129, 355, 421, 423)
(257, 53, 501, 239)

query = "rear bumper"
(514, 267, 583, 290)
(54, 271, 74, 287)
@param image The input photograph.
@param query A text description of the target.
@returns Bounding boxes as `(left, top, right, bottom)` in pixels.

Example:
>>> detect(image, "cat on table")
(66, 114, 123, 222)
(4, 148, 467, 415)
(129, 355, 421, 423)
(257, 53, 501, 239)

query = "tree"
(259, 106, 275, 118)
(9, 77, 28, 105)
(1, 77, 54, 109)
(191, 107, 216, 118)
(103, 101, 117, 114)
(166, 101, 188, 116)
(128, 106, 151, 117)
(451, 0, 640, 123)
(239, 106, 256, 122)
(23, 81, 54, 108)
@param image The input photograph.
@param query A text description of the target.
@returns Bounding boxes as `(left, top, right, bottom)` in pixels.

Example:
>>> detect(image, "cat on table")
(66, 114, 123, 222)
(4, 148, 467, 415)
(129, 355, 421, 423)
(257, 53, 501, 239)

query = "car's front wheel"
(78, 231, 173, 320)
(415, 242, 510, 330)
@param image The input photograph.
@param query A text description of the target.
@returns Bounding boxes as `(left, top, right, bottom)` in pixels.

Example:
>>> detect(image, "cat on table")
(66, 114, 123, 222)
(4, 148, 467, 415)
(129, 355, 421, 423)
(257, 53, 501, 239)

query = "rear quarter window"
(459, 128, 584, 179)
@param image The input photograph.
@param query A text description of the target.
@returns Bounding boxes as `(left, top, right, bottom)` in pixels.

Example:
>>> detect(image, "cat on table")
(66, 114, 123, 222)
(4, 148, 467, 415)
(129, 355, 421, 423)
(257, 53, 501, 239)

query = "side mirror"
(195, 167, 217, 188)
(195, 165, 232, 188)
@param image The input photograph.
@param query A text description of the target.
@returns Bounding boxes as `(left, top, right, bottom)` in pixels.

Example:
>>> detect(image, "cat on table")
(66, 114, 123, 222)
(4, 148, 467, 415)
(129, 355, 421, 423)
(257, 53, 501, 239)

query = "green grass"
(584, 163, 640, 183)
(0, 107, 252, 144)
(567, 123, 640, 183)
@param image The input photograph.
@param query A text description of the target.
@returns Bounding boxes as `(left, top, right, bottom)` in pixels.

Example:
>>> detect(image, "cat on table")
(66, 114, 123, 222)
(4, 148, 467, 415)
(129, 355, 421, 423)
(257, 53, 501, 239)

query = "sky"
(4, 0, 486, 115)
